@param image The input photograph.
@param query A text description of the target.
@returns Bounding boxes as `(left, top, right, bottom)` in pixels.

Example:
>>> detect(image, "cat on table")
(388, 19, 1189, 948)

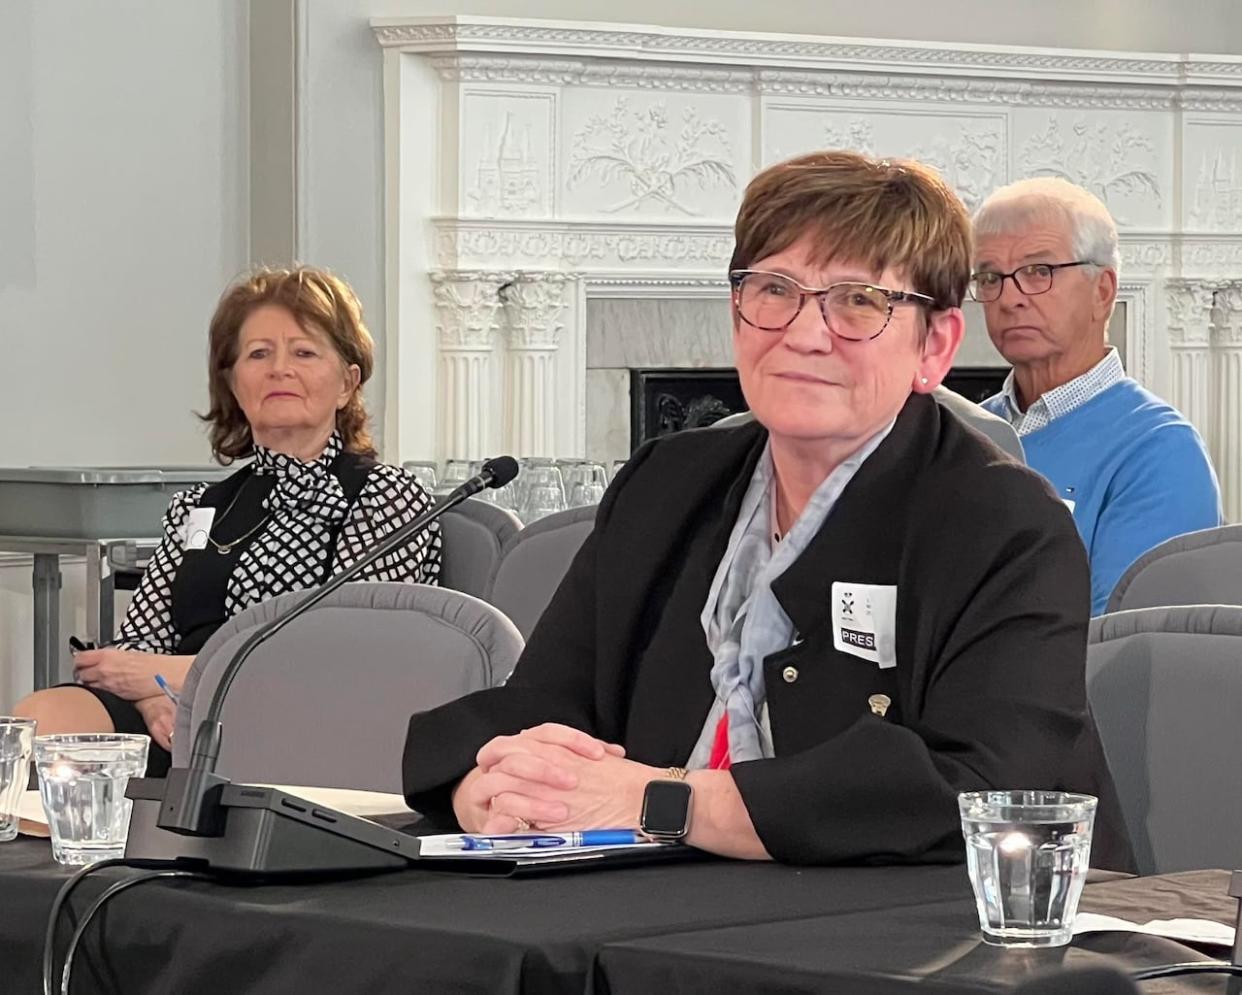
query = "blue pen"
(154, 674, 180, 705)
(446, 830, 642, 851)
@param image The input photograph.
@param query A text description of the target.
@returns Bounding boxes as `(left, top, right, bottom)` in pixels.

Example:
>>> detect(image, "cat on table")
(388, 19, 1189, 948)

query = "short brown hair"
(729, 151, 971, 310)
(201, 266, 376, 462)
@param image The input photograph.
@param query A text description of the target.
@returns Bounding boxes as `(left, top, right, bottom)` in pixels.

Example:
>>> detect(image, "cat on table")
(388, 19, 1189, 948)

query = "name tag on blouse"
(831, 581, 897, 669)
(184, 508, 216, 551)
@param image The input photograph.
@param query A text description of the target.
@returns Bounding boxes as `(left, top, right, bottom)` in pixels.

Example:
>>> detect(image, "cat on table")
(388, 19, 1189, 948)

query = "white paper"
(1072, 912, 1235, 947)
(15, 789, 49, 837)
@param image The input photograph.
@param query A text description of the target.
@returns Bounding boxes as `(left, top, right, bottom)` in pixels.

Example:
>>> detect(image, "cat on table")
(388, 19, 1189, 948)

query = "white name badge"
(184, 507, 215, 551)
(831, 581, 898, 669)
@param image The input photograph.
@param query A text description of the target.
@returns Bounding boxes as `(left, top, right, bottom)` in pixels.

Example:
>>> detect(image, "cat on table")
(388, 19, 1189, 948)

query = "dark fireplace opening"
(630, 369, 747, 450)
(629, 366, 1009, 450)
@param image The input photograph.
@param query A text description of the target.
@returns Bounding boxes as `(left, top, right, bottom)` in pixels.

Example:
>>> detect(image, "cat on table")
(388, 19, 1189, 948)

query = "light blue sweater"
(982, 379, 1222, 615)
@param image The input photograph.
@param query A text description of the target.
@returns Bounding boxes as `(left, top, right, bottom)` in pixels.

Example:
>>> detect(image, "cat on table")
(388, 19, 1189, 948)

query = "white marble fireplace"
(372, 17, 1242, 517)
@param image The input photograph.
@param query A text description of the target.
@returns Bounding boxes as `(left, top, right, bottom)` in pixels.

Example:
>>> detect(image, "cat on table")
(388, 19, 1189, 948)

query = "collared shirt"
(995, 347, 1126, 437)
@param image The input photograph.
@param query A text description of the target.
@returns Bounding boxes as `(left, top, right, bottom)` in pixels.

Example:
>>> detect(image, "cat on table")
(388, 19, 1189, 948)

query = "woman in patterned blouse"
(15, 266, 440, 775)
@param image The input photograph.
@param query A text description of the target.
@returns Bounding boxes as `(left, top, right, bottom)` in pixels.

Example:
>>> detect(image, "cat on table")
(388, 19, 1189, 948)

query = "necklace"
(207, 514, 272, 555)
(206, 470, 273, 555)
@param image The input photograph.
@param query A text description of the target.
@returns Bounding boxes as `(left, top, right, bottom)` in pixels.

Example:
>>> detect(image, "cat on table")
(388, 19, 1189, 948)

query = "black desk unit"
(0, 838, 1234, 994)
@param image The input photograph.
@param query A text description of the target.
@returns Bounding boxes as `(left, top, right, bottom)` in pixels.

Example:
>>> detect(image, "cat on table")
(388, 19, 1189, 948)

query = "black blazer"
(404, 393, 1135, 871)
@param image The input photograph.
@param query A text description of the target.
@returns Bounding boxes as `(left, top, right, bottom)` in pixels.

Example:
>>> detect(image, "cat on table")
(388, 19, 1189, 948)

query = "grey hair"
(972, 177, 1121, 277)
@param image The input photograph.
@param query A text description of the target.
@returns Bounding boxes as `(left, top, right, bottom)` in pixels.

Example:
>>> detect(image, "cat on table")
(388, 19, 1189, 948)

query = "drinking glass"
(34, 734, 150, 865)
(959, 790, 1097, 948)
(402, 461, 439, 492)
(610, 459, 628, 481)
(565, 462, 608, 507)
(0, 718, 37, 842)
(519, 464, 567, 523)
(439, 459, 472, 496)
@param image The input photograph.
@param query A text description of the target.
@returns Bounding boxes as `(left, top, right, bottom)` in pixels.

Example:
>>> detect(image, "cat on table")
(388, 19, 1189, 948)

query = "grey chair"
(1086, 605, 1242, 874)
(1105, 524, 1242, 614)
(173, 582, 524, 792)
(486, 505, 596, 639)
(437, 497, 521, 599)
(709, 386, 1025, 463)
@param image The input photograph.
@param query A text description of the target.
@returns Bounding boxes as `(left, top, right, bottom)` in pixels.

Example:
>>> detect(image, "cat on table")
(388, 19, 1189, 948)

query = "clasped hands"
(452, 723, 660, 835)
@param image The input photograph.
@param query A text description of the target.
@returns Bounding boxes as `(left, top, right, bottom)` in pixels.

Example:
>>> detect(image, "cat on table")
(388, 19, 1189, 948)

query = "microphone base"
(124, 778, 416, 875)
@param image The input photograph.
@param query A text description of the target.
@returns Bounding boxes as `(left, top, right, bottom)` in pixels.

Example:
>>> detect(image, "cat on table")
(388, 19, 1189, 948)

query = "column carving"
(432, 271, 511, 461)
(1212, 283, 1242, 521)
(1165, 279, 1216, 444)
(499, 272, 573, 457)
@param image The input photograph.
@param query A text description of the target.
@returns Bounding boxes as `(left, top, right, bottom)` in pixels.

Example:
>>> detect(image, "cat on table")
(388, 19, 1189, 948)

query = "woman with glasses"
(402, 152, 1134, 871)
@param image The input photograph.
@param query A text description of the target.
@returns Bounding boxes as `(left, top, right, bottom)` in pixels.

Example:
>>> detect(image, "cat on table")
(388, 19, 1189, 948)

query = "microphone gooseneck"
(159, 455, 519, 837)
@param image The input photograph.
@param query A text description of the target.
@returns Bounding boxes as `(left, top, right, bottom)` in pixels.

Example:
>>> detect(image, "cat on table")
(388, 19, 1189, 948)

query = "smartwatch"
(640, 775, 693, 842)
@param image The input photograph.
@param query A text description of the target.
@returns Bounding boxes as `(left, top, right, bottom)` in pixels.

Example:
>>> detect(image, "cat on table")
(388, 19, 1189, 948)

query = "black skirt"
(55, 683, 172, 777)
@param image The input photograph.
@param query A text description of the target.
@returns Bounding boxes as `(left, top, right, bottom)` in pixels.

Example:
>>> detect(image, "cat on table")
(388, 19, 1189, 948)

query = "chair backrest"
(436, 497, 521, 599)
(486, 505, 596, 639)
(1105, 525, 1242, 613)
(709, 386, 1025, 463)
(173, 582, 524, 792)
(1086, 605, 1242, 874)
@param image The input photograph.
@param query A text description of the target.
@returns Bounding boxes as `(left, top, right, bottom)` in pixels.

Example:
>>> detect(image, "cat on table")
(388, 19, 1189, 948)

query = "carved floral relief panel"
(761, 102, 1007, 212)
(1182, 119, 1242, 233)
(559, 91, 747, 221)
(1010, 110, 1171, 228)
(460, 90, 556, 219)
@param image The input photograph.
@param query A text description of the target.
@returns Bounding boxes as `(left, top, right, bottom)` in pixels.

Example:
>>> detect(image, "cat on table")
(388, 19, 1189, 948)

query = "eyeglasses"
(728, 270, 936, 342)
(968, 261, 1095, 303)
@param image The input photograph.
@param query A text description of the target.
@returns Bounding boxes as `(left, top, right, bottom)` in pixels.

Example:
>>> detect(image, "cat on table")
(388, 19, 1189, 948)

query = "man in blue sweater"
(972, 177, 1222, 615)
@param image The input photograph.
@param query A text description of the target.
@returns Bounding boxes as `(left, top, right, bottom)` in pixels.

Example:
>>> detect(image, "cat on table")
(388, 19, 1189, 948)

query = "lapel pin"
(868, 693, 891, 718)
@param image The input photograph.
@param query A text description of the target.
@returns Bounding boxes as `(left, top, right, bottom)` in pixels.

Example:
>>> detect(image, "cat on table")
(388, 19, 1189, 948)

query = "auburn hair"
(201, 266, 376, 462)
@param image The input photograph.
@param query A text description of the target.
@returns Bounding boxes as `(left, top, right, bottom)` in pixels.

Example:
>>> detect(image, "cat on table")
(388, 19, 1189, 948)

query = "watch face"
(641, 779, 692, 839)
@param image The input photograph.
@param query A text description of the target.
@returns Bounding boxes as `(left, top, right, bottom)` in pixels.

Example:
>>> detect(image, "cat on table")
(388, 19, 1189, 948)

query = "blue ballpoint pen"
(153, 674, 180, 705)
(447, 830, 642, 851)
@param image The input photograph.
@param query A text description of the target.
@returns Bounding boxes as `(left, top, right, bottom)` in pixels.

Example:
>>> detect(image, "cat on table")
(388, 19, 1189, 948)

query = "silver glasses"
(729, 269, 935, 341)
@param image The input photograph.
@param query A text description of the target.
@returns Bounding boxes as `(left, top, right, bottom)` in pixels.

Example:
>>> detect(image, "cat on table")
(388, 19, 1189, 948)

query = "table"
(596, 870, 1241, 995)
(1, 838, 1236, 994)
(0, 534, 157, 689)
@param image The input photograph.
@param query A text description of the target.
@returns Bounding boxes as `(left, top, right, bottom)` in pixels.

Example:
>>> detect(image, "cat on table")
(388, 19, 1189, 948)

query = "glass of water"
(402, 460, 439, 492)
(959, 790, 1097, 948)
(0, 717, 37, 842)
(34, 734, 150, 865)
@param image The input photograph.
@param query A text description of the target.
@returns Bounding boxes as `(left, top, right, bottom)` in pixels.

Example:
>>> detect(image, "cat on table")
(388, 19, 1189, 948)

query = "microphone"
(154, 455, 520, 839)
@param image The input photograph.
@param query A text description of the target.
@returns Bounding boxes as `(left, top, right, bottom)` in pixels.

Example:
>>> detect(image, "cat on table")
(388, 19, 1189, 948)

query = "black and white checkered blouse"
(115, 432, 440, 655)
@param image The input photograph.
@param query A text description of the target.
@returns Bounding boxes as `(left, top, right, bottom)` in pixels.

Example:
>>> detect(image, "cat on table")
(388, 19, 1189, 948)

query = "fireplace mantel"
(374, 15, 1242, 516)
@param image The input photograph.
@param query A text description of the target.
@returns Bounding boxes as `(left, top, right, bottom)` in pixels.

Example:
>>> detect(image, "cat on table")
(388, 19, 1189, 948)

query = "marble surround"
(374, 16, 1242, 515)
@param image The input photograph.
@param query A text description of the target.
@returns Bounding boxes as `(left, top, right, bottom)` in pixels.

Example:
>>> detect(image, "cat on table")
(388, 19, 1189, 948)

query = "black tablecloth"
(2, 838, 971, 994)
(594, 870, 1240, 995)
(3, 837, 1237, 995)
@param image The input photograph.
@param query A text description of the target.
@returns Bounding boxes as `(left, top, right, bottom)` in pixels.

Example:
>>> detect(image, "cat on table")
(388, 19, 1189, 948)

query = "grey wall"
(0, 1, 249, 467)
